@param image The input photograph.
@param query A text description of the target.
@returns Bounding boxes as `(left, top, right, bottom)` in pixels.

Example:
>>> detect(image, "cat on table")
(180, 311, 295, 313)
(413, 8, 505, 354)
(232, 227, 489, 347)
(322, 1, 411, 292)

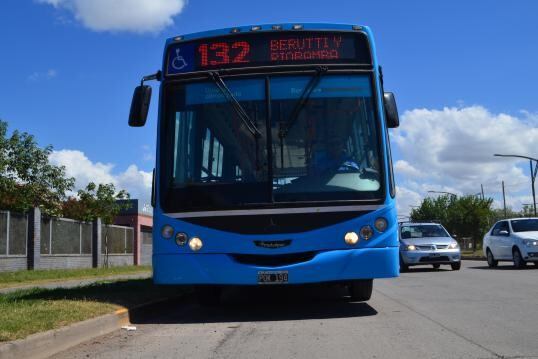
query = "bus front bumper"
(153, 247, 399, 285)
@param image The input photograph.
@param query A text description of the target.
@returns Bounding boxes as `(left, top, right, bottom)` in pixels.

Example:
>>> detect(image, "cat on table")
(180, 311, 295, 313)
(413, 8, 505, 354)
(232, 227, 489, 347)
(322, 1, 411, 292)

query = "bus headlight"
(374, 217, 388, 232)
(189, 237, 203, 251)
(344, 231, 359, 245)
(360, 225, 374, 240)
(175, 232, 188, 246)
(161, 225, 174, 239)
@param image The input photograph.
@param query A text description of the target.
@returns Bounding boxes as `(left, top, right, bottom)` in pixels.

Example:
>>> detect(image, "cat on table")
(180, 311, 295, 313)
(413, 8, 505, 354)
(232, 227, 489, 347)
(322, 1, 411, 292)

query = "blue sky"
(1, 0, 537, 214)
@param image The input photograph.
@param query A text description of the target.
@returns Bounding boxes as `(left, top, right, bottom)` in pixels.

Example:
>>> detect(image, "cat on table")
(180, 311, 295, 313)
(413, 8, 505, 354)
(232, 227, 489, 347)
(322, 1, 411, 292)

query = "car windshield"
(161, 74, 383, 211)
(400, 225, 449, 239)
(510, 219, 538, 232)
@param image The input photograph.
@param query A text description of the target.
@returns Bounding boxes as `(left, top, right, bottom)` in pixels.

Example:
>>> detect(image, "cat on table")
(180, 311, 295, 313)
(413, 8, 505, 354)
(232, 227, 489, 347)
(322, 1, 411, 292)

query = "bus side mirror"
(129, 85, 152, 127)
(383, 92, 400, 128)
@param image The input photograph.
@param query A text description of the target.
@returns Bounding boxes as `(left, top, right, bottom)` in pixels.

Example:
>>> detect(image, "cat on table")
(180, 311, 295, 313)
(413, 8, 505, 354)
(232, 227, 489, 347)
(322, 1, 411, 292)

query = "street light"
(494, 154, 538, 216)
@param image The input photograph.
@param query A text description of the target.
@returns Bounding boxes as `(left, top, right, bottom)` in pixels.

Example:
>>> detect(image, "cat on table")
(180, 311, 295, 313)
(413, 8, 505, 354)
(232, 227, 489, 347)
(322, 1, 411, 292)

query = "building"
(114, 199, 153, 266)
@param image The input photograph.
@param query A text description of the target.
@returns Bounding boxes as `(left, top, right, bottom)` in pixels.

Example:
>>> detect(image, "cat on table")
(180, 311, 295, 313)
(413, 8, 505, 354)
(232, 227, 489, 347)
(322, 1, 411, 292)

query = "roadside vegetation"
(0, 265, 151, 289)
(410, 194, 536, 251)
(0, 278, 183, 342)
(0, 119, 130, 222)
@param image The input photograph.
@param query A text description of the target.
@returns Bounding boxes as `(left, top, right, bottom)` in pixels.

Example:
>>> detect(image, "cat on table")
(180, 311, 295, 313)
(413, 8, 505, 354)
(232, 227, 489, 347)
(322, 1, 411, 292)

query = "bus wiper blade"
(278, 66, 328, 139)
(209, 72, 262, 138)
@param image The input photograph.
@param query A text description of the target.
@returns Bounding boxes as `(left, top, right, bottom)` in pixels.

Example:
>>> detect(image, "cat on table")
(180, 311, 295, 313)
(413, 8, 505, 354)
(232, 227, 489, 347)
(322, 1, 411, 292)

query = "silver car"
(399, 222, 461, 271)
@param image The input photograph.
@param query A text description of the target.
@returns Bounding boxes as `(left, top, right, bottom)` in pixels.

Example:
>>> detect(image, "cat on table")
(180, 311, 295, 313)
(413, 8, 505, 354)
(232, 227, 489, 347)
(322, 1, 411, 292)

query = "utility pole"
(481, 184, 484, 200)
(494, 154, 537, 217)
(502, 180, 507, 218)
(530, 160, 537, 216)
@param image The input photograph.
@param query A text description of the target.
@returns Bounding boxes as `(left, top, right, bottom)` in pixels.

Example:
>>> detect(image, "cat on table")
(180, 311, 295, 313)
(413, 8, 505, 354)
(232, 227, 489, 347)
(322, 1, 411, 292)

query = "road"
(52, 260, 538, 359)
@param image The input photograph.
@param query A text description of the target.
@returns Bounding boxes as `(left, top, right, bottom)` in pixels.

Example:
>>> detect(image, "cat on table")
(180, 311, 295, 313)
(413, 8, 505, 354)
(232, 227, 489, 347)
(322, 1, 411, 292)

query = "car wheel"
(432, 264, 441, 269)
(512, 248, 526, 268)
(486, 249, 498, 268)
(399, 256, 409, 272)
(349, 279, 373, 301)
(195, 286, 221, 306)
(451, 262, 461, 270)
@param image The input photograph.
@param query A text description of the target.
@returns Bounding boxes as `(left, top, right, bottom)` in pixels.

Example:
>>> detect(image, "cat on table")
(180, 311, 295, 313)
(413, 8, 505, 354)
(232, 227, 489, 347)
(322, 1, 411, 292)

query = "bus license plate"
(257, 271, 288, 284)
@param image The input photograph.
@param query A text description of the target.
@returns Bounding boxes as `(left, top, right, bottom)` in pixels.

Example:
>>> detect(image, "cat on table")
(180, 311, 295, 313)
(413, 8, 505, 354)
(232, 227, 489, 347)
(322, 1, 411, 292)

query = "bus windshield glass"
(163, 74, 382, 211)
(271, 75, 381, 202)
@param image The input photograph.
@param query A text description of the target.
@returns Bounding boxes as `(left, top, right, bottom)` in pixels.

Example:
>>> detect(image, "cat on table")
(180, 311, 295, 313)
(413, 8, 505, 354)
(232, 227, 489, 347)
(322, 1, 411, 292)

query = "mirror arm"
(141, 70, 162, 86)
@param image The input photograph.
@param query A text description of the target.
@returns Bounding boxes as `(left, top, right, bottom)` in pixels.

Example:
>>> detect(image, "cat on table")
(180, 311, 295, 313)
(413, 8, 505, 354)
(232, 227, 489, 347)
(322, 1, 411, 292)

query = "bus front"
(129, 23, 400, 302)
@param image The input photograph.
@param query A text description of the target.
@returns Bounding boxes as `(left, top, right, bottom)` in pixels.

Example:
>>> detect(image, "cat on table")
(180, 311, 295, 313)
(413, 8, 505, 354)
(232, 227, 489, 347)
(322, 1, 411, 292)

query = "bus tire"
(195, 286, 221, 306)
(349, 279, 373, 301)
(399, 256, 409, 272)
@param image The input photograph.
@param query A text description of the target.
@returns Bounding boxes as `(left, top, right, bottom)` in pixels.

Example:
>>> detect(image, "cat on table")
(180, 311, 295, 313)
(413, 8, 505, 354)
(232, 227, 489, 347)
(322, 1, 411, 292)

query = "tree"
(0, 120, 75, 216)
(62, 182, 130, 224)
(62, 182, 131, 268)
(521, 204, 535, 218)
(411, 194, 494, 250)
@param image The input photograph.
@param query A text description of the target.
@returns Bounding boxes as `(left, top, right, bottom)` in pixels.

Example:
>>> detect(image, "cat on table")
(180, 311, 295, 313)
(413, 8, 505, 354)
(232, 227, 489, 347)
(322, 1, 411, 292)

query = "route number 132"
(198, 41, 251, 67)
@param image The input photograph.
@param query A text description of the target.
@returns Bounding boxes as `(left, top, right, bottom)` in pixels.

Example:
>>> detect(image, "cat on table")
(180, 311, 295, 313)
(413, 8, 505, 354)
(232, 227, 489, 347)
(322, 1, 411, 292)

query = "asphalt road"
(52, 260, 538, 359)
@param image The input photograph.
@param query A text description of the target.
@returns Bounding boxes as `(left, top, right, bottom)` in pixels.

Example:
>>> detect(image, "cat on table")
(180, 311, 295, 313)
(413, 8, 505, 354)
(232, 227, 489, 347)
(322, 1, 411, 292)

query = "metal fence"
(0, 211, 28, 256)
(40, 217, 93, 255)
(101, 224, 134, 254)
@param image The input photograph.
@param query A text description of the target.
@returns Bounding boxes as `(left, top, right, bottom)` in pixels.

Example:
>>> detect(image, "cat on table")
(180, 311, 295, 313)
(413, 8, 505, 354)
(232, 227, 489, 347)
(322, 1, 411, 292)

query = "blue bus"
(128, 23, 400, 303)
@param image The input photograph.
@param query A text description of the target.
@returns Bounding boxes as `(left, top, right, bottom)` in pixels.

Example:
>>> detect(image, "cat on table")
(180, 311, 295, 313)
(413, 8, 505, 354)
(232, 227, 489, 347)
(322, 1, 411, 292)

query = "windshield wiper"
(209, 72, 262, 138)
(277, 66, 328, 168)
(208, 71, 262, 171)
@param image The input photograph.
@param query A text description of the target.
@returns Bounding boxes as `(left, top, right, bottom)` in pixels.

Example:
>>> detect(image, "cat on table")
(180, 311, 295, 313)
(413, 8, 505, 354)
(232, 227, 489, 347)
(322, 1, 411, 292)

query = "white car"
(483, 218, 538, 268)
(399, 222, 461, 271)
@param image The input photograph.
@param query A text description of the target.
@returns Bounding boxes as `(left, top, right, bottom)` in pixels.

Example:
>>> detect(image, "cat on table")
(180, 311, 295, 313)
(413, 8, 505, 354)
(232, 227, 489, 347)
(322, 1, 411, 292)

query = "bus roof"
(165, 23, 372, 45)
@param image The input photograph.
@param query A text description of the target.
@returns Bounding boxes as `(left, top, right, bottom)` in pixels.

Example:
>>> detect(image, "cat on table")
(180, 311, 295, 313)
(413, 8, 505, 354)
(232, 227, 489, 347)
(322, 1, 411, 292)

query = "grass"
(0, 278, 184, 342)
(0, 266, 151, 289)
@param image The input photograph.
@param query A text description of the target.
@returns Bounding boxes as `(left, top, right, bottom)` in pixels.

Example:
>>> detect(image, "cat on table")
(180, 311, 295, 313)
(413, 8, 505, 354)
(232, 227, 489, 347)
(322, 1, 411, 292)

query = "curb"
(0, 293, 186, 359)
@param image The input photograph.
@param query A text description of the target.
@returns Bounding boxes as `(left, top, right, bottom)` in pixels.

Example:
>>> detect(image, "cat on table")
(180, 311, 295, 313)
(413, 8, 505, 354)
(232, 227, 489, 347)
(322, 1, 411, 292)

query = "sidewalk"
(0, 272, 152, 295)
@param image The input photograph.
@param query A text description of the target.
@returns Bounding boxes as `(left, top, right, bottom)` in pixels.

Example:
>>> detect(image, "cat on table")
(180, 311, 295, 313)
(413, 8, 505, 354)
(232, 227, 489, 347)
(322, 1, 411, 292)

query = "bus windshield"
(162, 74, 382, 211)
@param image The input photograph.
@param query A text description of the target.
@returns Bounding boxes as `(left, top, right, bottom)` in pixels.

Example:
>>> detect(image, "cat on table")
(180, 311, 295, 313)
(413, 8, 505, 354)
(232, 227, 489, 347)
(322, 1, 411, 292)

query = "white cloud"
(39, 0, 186, 33)
(394, 160, 423, 179)
(28, 69, 57, 81)
(49, 150, 152, 203)
(395, 185, 422, 220)
(393, 105, 538, 214)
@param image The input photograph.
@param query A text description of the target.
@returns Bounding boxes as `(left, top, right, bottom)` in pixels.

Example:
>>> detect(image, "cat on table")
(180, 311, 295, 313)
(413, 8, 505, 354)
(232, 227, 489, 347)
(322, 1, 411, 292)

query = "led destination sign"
(166, 31, 371, 75)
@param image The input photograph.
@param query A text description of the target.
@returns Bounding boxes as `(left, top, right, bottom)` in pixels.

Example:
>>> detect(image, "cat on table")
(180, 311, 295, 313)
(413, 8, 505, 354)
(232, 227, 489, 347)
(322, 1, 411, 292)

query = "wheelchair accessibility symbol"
(171, 48, 188, 70)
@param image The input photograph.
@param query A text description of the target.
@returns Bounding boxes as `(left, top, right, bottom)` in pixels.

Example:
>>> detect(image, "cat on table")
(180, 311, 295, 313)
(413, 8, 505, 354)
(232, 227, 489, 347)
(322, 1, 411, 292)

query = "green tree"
(0, 120, 75, 216)
(62, 182, 131, 268)
(521, 204, 535, 218)
(62, 182, 130, 224)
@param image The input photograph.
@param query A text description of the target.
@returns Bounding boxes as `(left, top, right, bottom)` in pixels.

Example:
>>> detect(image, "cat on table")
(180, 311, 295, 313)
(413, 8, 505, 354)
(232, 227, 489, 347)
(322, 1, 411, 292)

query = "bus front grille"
(230, 252, 317, 267)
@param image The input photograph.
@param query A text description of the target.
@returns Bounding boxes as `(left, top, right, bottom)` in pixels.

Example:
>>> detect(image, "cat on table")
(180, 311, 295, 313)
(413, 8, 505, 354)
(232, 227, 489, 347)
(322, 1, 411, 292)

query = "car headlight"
(403, 244, 417, 251)
(447, 242, 460, 249)
(522, 239, 538, 247)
